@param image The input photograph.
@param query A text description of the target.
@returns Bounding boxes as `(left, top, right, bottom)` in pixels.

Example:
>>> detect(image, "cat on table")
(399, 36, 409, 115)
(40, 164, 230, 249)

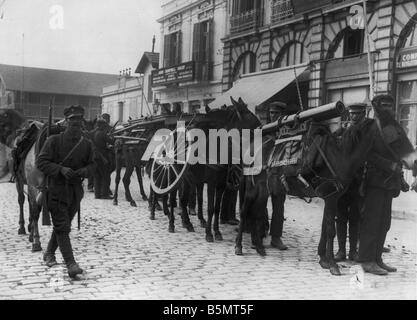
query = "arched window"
(232, 51, 259, 82)
(274, 41, 309, 68)
(327, 28, 365, 59)
(402, 22, 417, 48)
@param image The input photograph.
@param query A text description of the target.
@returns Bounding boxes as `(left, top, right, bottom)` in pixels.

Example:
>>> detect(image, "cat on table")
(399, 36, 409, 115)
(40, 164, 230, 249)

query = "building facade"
(213, 0, 417, 142)
(0, 64, 118, 121)
(153, 0, 228, 114)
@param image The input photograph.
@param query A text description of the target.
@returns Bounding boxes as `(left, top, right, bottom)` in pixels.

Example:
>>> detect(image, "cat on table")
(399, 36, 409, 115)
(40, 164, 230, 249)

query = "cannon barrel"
(112, 118, 166, 135)
(262, 101, 345, 134)
(113, 136, 149, 142)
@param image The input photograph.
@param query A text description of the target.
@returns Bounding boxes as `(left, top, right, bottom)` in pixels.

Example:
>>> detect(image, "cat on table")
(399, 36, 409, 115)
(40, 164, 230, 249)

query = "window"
(271, 0, 294, 24)
(232, 52, 259, 82)
(163, 31, 182, 67)
(230, 0, 263, 34)
(403, 22, 417, 48)
(329, 29, 364, 59)
(193, 20, 213, 81)
(274, 41, 309, 68)
(28, 92, 40, 104)
(232, 0, 261, 14)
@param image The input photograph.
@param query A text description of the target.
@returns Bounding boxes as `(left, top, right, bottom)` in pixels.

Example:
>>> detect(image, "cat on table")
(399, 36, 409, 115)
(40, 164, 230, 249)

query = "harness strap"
(311, 137, 339, 182)
(375, 117, 401, 164)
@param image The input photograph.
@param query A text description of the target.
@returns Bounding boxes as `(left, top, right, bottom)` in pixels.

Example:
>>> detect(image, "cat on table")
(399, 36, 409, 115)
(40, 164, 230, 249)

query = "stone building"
(209, 0, 417, 141)
(153, 0, 228, 114)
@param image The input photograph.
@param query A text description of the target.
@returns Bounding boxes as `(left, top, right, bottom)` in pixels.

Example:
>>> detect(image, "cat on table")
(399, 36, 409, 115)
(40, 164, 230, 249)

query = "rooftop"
(0, 64, 119, 97)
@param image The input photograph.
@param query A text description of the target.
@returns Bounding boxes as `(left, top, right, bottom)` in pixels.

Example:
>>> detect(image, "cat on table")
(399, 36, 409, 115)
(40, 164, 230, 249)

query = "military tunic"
(36, 132, 95, 233)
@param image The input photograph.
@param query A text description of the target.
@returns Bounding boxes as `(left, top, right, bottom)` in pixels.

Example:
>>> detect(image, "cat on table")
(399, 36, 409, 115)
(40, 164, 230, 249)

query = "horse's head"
(0, 109, 26, 145)
(227, 97, 261, 130)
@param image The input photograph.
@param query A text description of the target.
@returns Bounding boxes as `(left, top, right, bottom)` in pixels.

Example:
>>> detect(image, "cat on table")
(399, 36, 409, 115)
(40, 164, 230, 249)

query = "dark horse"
(236, 100, 417, 275)
(112, 134, 149, 207)
(170, 98, 261, 241)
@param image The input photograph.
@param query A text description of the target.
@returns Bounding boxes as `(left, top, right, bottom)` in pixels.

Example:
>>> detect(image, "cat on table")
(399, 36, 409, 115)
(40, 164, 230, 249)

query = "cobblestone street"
(0, 173, 416, 300)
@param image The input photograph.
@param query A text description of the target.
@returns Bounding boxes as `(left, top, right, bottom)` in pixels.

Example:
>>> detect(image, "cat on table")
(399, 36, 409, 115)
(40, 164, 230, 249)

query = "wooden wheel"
(150, 127, 189, 195)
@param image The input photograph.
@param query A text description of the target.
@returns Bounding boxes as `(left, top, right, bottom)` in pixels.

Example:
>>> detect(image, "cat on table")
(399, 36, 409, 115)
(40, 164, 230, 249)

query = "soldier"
(334, 103, 367, 262)
(100, 113, 115, 196)
(357, 94, 409, 275)
(269, 101, 289, 250)
(36, 105, 95, 278)
(92, 117, 114, 199)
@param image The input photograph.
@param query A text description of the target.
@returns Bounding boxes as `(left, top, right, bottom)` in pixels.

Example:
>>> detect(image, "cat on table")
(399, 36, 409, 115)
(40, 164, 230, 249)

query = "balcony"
(230, 8, 263, 35)
(271, 0, 294, 25)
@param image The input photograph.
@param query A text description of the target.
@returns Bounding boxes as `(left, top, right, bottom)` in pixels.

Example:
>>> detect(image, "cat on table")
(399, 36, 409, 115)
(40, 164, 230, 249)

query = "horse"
(235, 99, 417, 276)
(170, 98, 261, 241)
(112, 133, 149, 207)
(0, 109, 67, 252)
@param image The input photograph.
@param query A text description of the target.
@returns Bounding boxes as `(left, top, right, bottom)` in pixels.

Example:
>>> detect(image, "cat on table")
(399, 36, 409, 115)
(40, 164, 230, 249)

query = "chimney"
(152, 35, 156, 53)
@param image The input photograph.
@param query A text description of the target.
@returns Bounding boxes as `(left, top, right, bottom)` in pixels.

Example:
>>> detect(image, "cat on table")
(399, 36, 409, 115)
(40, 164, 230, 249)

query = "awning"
(209, 63, 309, 112)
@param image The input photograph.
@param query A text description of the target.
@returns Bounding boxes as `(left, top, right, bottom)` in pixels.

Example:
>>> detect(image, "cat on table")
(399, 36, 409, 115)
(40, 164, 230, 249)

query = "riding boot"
(348, 230, 358, 261)
(43, 231, 58, 267)
(56, 232, 83, 278)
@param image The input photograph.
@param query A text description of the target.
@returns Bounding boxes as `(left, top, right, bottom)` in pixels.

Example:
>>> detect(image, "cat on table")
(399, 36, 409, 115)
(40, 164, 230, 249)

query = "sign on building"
(151, 61, 195, 87)
(397, 48, 417, 69)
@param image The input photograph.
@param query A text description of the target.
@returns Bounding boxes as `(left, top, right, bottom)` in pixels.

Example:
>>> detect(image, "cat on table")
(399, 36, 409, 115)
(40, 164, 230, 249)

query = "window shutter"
(206, 19, 213, 81)
(193, 22, 202, 62)
(163, 34, 171, 67)
(175, 31, 182, 66)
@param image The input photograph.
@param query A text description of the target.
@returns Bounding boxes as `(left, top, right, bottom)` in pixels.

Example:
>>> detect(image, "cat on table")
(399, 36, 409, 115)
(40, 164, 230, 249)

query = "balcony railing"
(230, 8, 263, 35)
(271, 0, 294, 24)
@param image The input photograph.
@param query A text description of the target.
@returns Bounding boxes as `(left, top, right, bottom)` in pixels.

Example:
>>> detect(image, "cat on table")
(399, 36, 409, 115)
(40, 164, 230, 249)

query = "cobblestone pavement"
(0, 173, 416, 300)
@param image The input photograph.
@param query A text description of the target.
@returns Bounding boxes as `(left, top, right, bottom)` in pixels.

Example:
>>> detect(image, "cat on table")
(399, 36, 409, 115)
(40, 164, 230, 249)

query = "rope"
(293, 66, 304, 111)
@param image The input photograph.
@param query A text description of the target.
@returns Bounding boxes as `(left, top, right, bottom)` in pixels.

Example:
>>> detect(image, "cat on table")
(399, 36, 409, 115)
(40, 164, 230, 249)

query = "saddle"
(12, 122, 43, 175)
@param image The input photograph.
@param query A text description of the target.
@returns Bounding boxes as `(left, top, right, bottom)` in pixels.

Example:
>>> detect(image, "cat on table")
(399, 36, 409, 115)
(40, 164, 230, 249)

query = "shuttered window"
(192, 20, 213, 81)
(163, 31, 182, 67)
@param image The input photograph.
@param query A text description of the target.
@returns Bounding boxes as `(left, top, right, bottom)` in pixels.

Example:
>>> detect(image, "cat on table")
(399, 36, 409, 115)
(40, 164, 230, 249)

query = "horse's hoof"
(215, 233, 223, 241)
(256, 248, 266, 256)
(142, 195, 148, 201)
(168, 225, 175, 233)
(32, 243, 42, 252)
(156, 204, 162, 211)
(149, 214, 155, 221)
(130, 201, 137, 207)
(206, 234, 214, 242)
(113, 200, 118, 206)
(18, 228, 26, 235)
(189, 209, 197, 216)
(186, 224, 195, 232)
(28, 234, 33, 243)
(330, 265, 341, 276)
(200, 220, 207, 228)
(319, 257, 330, 269)
(235, 247, 243, 255)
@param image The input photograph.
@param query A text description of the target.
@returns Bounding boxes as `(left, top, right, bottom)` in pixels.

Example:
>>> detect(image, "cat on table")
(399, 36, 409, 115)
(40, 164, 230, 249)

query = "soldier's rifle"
(41, 99, 53, 226)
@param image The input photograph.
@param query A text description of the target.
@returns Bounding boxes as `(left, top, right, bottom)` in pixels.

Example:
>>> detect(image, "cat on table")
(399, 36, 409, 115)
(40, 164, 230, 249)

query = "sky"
(0, 0, 162, 75)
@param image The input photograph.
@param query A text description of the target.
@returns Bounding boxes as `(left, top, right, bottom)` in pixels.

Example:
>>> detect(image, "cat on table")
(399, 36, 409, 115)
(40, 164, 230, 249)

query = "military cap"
(64, 105, 84, 119)
(101, 113, 110, 121)
(269, 101, 287, 113)
(348, 102, 367, 113)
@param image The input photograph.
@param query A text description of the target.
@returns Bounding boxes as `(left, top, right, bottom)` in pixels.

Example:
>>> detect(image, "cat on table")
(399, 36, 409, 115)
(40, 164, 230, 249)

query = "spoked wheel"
(150, 128, 189, 195)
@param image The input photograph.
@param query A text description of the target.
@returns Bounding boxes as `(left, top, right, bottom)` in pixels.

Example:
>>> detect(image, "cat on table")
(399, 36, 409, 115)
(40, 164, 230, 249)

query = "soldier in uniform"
(92, 117, 114, 199)
(269, 101, 289, 250)
(358, 94, 409, 275)
(36, 105, 95, 278)
(101, 113, 115, 196)
(334, 103, 367, 262)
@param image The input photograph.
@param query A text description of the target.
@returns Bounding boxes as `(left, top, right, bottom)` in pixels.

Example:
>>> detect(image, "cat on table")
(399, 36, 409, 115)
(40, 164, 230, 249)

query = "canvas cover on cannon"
(262, 101, 346, 198)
